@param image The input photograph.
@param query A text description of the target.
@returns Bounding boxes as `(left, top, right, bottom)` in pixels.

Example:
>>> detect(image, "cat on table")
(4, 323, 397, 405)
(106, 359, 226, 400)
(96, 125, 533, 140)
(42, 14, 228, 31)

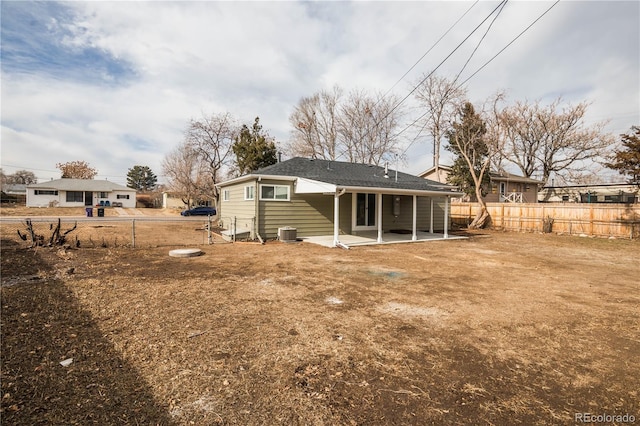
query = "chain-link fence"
(0, 217, 227, 248)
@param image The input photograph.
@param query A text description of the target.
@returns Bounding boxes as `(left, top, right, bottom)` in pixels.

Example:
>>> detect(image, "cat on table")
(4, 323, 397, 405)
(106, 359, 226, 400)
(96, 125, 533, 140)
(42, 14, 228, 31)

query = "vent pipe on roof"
(395, 153, 399, 183)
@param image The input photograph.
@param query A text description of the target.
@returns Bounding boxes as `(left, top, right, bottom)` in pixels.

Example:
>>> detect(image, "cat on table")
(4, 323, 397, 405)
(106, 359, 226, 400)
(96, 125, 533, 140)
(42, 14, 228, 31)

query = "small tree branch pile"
(17, 219, 78, 248)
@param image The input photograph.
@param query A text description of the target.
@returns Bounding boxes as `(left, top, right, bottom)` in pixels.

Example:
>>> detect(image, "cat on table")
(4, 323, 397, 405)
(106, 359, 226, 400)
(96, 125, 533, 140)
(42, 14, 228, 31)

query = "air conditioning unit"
(278, 227, 297, 243)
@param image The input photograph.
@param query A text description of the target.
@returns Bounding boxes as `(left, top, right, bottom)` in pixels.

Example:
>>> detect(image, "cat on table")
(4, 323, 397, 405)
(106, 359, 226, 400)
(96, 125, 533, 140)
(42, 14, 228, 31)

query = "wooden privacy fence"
(450, 203, 640, 239)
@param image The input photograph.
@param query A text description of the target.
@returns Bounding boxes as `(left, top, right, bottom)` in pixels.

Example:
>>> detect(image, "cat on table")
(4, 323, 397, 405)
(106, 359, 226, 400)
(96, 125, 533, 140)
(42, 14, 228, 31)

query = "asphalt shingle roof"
(254, 157, 455, 192)
(28, 179, 135, 192)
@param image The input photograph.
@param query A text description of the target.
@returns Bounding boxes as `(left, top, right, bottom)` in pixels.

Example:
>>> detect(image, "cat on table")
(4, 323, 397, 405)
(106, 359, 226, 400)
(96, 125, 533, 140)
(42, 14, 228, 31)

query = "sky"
(1, 1, 638, 186)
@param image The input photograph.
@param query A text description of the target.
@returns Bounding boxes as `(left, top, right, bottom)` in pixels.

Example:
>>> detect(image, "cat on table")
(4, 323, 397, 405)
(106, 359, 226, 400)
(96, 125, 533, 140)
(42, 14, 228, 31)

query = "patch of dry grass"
(2, 231, 639, 424)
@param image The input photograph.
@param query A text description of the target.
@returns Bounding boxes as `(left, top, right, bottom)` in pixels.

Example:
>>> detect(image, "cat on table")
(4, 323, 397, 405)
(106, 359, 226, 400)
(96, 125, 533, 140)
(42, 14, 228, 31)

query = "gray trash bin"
(85, 207, 93, 217)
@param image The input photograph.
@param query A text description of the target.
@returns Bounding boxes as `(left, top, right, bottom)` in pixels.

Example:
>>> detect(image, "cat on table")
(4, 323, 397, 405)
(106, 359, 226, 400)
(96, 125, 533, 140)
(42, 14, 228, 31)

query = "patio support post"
(377, 193, 383, 243)
(333, 190, 340, 247)
(444, 196, 449, 239)
(429, 198, 434, 234)
(412, 195, 417, 241)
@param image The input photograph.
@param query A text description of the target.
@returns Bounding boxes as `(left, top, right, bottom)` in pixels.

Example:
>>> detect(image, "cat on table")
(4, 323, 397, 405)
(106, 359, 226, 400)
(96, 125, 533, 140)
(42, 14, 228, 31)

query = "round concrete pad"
(169, 248, 203, 258)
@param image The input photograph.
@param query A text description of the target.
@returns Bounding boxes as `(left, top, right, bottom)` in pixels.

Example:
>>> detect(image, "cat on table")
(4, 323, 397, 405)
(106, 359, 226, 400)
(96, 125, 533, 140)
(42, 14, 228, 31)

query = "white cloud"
(1, 1, 638, 185)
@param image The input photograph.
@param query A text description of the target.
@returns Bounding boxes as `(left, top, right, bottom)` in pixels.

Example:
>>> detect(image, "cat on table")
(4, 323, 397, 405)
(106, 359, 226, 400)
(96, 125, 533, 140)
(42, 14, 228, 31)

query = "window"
(117, 194, 130, 199)
(223, 189, 230, 201)
(35, 190, 58, 195)
(66, 191, 83, 202)
(562, 195, 569, 202)
(355, 193, 376, 227)
(244, 185, 255, 200)
(98, 192, 108, 198)
(260, 184, 289, 201)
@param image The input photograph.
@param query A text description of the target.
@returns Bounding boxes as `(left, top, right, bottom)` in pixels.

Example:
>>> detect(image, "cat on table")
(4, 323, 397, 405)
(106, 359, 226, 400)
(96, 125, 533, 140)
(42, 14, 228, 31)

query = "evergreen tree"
(232, 117, 277, 175)
(127, 165, 158, 191)
(445, 102, 490, 200)
(606, 126, 640, 185)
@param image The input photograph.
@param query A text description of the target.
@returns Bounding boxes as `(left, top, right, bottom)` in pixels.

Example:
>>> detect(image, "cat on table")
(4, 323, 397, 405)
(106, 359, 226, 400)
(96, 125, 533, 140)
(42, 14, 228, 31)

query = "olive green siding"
(219, 180, 258, 236)
(220, 178, 451, 239)
(257, 179, 352, 238)
(379, 195, 446, 232)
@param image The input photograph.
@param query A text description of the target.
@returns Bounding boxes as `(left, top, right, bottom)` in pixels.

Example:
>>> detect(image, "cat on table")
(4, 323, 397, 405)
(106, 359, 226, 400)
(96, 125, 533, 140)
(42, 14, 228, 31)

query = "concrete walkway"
(114, 208, 145, 216)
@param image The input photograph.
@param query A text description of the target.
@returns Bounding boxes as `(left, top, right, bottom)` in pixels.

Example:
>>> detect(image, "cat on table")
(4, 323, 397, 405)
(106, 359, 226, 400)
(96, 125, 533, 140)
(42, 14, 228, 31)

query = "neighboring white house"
(26, 179, 137, 208)
(539, 183, 639, 203)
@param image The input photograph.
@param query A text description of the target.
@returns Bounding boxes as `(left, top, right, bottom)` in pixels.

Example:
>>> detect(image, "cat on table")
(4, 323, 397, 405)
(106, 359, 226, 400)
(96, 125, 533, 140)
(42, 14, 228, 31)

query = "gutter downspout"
(254, 179, 262, 242)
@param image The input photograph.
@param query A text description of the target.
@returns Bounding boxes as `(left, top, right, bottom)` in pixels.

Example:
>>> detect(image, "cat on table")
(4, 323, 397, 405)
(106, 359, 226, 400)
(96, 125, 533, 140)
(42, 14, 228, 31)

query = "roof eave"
(339, 185, 462, 197)
(217, 174, 298, 187)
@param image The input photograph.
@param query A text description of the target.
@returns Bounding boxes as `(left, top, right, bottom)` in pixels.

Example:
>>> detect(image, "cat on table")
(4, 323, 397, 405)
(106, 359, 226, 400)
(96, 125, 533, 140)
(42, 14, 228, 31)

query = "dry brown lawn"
(0, 205, 181, 217)
(1, 230, 639, 425)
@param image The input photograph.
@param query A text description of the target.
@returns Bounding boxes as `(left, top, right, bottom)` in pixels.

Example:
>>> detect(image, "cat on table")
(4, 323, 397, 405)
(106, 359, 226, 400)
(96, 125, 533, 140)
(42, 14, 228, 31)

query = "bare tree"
(289, 86, 342, 160)
(288, 86, 404, 165)
(497, 98, 614, 187)
(337, 89, 403, 165)
(413, 73, 468, 181)
(5, 169, 38, 185)
(162, 142, 210, 209)
(185, 112, 239, 204)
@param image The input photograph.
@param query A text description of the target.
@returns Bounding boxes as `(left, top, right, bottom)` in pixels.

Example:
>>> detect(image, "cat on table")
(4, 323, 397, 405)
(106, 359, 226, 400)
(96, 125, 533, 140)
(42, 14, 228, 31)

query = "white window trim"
(244, 185, 255, 201)
(259, 184, 290, 201)
(222, 189, 230, 202)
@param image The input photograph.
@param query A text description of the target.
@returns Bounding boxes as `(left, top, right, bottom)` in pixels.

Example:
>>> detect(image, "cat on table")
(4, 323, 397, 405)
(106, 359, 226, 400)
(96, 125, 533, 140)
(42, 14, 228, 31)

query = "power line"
(398, 0, 560, 158)
(0, 163, 131, 181)
(334, 0, 508, 162)
(378, 1, 480, 103)
(457, 0, 560, 88)
(385, 0, 508, 123)
(451, 0, 508, 86)
(399, 0, 509, 156)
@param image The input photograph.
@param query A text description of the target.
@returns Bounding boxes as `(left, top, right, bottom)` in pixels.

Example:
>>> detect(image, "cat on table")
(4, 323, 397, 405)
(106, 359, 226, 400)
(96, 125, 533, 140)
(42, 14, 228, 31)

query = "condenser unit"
(278, 227, 297, 243)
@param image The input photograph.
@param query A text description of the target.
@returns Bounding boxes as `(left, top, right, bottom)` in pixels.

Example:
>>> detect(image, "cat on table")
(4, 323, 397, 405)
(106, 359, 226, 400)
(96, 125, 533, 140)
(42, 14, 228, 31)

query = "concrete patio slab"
(300, 231, 466, 248)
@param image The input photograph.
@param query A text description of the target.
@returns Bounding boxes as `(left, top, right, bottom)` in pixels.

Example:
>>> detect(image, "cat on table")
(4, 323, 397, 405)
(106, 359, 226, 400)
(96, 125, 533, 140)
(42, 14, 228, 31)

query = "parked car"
(181, 206, 216, 216)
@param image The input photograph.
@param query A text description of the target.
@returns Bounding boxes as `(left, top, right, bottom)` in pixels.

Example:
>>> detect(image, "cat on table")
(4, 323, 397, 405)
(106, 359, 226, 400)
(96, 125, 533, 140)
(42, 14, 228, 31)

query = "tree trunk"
(469, 187, 490, 229)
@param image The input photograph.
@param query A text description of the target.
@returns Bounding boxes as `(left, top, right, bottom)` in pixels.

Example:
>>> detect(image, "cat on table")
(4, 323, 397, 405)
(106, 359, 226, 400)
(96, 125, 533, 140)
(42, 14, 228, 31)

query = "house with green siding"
(216, 157, 461, 248)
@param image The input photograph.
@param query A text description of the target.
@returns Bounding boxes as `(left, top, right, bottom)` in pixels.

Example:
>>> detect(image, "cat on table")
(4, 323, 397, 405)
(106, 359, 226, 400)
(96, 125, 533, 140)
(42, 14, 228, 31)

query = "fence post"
(132, 219, 136, 248)
(207, 215, 212, 245)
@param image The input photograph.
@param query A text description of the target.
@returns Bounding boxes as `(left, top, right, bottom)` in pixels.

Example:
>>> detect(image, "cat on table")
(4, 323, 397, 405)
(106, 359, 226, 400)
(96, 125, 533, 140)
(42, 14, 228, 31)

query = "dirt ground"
(1, 229, 639, 425)
(0, 205, 182, 217)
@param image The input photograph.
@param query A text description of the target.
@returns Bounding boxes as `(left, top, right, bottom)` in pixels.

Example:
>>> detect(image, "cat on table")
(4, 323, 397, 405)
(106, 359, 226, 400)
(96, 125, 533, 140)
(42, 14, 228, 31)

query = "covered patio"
(300, 230, 466, 249)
